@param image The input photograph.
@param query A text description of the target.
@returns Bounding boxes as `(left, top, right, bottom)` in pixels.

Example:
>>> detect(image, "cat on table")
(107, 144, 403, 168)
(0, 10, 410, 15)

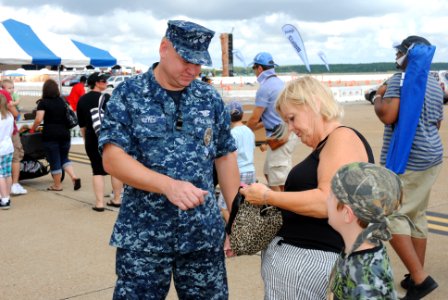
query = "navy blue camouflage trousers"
(113, 247, 228, 300)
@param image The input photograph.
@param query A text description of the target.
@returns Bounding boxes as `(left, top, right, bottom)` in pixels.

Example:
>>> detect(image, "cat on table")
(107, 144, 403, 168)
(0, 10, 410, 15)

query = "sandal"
(47, 186, 63, 191)
(73, 178, 81, 191)
(106, 201, 121, 208)
(92, 207, 105, 212)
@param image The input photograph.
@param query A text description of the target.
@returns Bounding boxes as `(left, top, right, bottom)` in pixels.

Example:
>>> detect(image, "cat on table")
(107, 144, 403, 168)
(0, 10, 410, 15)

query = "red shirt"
(67, 82, 85, 111)
(0, 89, 18, 135)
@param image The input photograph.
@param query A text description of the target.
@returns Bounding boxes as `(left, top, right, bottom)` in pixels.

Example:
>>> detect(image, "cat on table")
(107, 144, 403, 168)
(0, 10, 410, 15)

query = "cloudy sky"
(1, 0, 447, 70)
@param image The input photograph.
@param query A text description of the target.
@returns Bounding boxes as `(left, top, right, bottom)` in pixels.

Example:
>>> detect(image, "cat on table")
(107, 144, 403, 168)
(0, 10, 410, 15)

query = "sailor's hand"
(164, 180, 208, 210)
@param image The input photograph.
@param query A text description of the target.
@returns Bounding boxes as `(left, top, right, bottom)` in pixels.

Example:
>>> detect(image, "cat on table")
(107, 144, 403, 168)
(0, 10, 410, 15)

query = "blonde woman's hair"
(0, 94, 9, 120)
(276, 76, 343, 121)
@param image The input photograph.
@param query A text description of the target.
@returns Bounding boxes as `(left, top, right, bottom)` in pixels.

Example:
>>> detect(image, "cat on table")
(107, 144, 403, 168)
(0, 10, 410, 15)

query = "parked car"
(106, 75, 131, 88)
(364, 72, 448, 104)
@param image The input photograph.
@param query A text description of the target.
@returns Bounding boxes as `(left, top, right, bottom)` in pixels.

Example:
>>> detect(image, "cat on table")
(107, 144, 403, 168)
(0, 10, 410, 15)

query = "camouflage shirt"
(98, 64, 236, 254)
(331, 244, 397, 300)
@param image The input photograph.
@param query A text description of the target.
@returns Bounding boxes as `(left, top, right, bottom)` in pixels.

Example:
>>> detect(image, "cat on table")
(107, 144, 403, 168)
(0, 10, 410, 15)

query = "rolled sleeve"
(98, 86, 133, 155)
(383, 73, 402, 99)
(213, 92, 237, 158)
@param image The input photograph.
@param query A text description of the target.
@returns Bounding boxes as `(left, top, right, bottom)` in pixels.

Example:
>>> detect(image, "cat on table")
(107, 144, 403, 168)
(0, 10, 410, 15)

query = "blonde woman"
(241, 76, 375, 299)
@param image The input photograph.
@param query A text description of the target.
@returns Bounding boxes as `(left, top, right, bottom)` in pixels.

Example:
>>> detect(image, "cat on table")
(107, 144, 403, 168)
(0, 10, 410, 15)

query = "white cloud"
(0, 0, 446, 69)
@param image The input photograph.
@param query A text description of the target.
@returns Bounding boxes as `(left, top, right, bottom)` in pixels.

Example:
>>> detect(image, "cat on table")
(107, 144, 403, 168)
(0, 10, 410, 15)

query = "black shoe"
(401, 273, 412, 290)
(92, 207, 105, 212)
(0, 199, 10, 210)
(401, 276, 438, 300)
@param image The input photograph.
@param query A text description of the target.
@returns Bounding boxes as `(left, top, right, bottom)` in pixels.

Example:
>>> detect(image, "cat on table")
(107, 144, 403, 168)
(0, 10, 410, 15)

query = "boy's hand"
(224, 234, 235, 257)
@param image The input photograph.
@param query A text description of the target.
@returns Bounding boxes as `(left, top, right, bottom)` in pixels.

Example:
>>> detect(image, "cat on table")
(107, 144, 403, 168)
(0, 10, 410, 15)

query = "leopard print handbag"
(225, 191, 283, 256)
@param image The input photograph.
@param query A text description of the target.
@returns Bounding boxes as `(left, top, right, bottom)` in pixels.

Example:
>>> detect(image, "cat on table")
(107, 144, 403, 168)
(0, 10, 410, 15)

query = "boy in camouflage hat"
(327, 162, 406, 299)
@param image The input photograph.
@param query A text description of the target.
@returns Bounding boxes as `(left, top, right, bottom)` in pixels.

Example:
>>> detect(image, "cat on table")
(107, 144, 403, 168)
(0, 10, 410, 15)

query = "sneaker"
(401, 273, 411, 290)
(401, 276, 438, 300)
(0, 199, 10, 210)
(11, 183, 27, 195)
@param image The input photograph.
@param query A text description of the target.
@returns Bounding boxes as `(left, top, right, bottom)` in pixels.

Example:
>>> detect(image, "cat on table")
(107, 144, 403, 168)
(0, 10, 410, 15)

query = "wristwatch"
(373, 94, 382, 102)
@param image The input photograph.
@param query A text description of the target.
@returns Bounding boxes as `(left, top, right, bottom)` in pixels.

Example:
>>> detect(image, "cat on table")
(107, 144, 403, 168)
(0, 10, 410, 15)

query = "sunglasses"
(252, 65, 259, 70)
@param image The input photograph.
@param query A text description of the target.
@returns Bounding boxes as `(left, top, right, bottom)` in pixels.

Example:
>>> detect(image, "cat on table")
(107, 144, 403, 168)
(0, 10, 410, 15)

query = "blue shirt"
(98, 64, 236, 253)
(231, 124, 255, 173)
(255, 68, 284, 137)
(381, 72, 444, 171)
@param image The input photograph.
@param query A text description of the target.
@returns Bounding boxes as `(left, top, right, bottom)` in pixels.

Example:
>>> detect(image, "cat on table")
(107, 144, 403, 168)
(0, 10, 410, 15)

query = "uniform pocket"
(132, 120, 167, 170)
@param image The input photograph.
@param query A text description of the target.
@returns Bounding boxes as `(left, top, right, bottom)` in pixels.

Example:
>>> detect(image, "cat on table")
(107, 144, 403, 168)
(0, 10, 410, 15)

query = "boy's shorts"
(0, 153, 13, 177)
(217, 171, 256, 209)
(12, 134, 24, 163)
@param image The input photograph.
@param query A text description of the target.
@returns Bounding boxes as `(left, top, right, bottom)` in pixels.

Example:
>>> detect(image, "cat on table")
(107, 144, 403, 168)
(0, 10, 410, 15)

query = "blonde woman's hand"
(240, 183, 270, 206)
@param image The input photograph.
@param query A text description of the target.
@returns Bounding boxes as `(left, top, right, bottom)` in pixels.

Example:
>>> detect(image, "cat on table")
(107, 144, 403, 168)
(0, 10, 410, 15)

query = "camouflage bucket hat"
(331, 162, 407, 253)
(165, 20, 215, 66)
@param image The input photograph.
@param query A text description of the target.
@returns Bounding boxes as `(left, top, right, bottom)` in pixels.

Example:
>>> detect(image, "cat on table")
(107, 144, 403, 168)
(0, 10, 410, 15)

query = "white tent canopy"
(0, 18, 131, 69)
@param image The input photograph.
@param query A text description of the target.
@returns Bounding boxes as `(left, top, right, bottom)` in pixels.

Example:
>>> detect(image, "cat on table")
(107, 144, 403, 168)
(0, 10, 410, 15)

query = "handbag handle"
(225, 188, 245, 235)
(225, 187, 273, 234)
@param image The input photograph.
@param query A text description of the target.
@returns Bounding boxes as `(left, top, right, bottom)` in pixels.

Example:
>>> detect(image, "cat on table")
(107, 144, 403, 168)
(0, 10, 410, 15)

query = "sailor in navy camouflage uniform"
(98, 20, 240, 299)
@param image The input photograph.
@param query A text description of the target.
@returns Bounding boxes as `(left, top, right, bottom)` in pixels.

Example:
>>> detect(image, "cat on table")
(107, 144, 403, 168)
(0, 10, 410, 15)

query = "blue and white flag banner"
(317, 50, 330, 71)
(281, 24, 311, 72)
(233, 49, 247, 67)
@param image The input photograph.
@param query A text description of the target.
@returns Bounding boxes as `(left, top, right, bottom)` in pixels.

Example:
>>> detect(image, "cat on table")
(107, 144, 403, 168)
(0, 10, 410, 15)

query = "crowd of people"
(0, 73, 121, 211)
(0, 19, 444, 300)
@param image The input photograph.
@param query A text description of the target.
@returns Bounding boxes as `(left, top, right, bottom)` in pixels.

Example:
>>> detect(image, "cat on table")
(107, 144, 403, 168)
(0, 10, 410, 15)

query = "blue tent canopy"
(0, 18, 123, 68)
(72, 40, 117, 67)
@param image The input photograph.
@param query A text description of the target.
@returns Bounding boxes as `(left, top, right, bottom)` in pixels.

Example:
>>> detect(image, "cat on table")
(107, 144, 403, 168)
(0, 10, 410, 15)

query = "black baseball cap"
(87, 72, 109, 86)
(394, 35, 431, 54)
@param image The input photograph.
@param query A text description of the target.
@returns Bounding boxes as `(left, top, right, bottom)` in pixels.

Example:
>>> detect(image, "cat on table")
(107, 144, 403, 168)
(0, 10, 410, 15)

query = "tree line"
(211, 62, 448, 76)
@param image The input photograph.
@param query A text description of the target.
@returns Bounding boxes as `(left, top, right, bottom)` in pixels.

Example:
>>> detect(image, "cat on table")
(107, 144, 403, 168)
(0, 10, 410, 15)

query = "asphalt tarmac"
(1, 101, 447, 299)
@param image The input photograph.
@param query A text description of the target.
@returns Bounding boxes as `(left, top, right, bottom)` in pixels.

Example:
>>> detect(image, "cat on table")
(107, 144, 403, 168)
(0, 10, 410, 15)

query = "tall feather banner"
(233, 49, 247, 67)
(317, 50, 330, 71)
(281, 24, 311, 72)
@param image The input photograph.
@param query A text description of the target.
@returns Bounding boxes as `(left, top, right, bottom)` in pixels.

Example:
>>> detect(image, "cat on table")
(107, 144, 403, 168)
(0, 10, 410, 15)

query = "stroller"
(19, 132, 65, 181)
(19, 132, 50, 180)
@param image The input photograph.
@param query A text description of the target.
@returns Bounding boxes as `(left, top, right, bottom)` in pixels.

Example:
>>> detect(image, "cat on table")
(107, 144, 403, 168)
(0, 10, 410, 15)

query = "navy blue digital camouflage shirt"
(98, 64, 236, 254)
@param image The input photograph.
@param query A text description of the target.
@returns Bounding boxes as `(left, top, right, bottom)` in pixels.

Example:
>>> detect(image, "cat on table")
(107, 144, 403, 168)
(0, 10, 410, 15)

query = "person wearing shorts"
(77, 73, 123, 211)
(246, 52, 298, 191)
(0, 90, 15, 209)
(374, 35, 443, 299)
(1, 80, 27, 195)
